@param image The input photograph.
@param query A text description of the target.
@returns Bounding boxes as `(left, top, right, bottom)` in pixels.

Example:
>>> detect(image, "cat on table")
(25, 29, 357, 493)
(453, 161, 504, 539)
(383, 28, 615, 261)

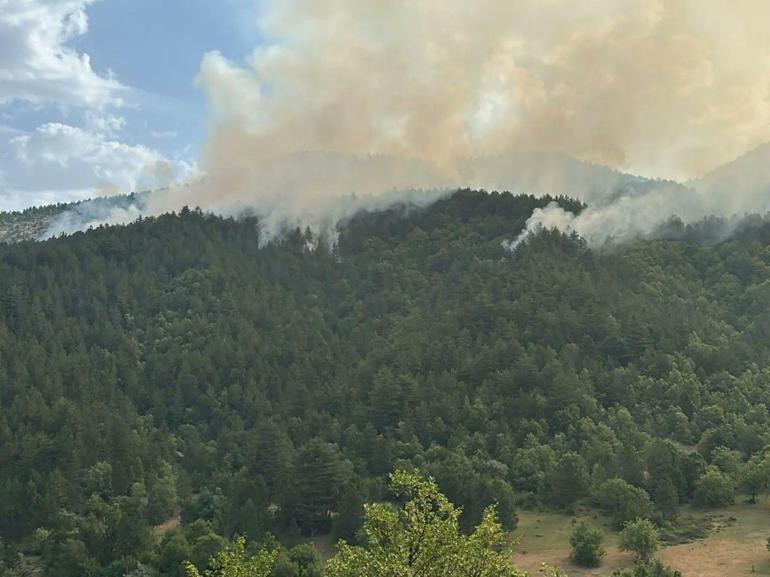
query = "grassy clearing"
(512, 509, 631, 576)
(660, 499, 770, 577)
(512, 498, 770, 576)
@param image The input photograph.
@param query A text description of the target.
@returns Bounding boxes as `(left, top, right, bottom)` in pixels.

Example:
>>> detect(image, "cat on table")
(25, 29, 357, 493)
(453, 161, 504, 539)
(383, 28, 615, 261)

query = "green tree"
(649, 477, 679, 520)
(273, 544, 323, 577)
(147, 461, 178, 525)
(693, 466, 735, 508)
(569, 520, 605, 567)
(284, 439, 353, 534)
(159, 533, 193, 577)
(325, 470, 525, 577)
(548, 452, 590, 509)
(619, 518, 659, 564)
(740, 455, 770, 504)
(184, 536, 276, 577)
(595, 478, 654, 529)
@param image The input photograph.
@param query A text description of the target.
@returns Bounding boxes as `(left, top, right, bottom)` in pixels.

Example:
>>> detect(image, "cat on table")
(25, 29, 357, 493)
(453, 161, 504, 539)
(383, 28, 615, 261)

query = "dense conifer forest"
(1, 189, 770, 576)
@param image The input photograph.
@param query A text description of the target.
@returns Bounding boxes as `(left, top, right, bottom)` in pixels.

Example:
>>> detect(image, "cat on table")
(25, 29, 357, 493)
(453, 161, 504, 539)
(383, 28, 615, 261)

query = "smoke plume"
(53, 1, 770, 243)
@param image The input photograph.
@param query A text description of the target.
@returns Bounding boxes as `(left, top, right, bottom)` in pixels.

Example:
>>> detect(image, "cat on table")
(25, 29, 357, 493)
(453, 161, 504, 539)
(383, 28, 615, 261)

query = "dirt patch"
(153, 515, 181, 537)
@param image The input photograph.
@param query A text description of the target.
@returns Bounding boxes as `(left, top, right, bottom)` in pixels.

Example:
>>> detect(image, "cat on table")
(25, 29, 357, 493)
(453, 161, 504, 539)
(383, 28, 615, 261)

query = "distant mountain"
(282, 150, 690, 206)
(0, 150, 700, 243)
(0, 193, 147, 243)
(690, 142, 770, 215)
(461, 151, 682, 205)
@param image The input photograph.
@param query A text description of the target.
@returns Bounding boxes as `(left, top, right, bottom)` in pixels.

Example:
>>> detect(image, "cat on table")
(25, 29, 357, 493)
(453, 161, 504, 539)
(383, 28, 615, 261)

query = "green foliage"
(739, 453, 770, 503)
(183, 536, 276, 577)
(619, 518, 660, 564)
(693, 466, 735, 508)
(273, 544, 323, 577)
(1, 190, 770, 572)
(611, 559, 682, 577)
(548, 452, 590, 509)
(325, 470, 524, 577)
(657, 514, 714, 545)
(595, 479, 654, 529)
(569, 520, 605, 567)
(283, 439, 353, 535)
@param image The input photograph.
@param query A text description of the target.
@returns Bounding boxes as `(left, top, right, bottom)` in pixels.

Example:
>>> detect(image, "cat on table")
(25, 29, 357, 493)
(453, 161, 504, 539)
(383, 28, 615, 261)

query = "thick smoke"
(50, 1, 770, 243)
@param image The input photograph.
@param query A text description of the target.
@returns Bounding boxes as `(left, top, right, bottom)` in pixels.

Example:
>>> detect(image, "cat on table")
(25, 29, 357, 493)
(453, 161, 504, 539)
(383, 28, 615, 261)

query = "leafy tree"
(184, 536, 276, 577)
(189, 532, 227, 572)
(693, 466, 735, 508)
(147, 461, 179, 525)
(273, 544, 323, 577)
(284, 440, 352, 534)
(332, 485, 365, 542)
(569, 520, 605, 567)
(710, 447, 741, 476)
(740, 454, 770, 503)
(619, 518, 659, 564)
(595, 479, 654, 529)
(548, 452, 590, 509)
(158, 533, 193, 577)
(325, 470, 525, 577)
(649, 477, 679, 519)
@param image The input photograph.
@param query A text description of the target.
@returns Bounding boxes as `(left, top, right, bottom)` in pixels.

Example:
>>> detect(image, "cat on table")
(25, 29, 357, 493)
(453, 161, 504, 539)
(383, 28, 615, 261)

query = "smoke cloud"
(52, 1, 770, 243)
(503, 202, 578, 250)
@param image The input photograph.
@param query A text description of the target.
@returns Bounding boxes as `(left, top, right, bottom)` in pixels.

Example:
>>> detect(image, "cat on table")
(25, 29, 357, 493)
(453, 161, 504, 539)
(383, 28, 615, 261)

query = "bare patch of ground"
(153, 515, 181, 537)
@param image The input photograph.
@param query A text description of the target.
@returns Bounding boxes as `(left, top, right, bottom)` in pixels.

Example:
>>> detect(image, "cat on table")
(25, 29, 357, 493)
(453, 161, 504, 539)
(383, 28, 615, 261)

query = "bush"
(619, 518, 659, 564)
(611, 559, 682, 577)
(569, 520, 605, 567)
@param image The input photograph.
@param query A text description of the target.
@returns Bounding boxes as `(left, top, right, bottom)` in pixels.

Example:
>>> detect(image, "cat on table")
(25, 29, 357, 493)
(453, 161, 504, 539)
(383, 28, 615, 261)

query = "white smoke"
(502, 202, 578, 250)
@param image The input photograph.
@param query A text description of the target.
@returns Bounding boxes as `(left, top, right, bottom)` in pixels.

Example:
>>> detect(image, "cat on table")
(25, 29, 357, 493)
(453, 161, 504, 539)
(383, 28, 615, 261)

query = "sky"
(0, 0, 256, 210)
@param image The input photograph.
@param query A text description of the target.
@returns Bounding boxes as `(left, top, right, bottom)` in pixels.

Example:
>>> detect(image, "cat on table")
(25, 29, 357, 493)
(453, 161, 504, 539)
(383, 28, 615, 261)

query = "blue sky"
(0, 0, 260, 210)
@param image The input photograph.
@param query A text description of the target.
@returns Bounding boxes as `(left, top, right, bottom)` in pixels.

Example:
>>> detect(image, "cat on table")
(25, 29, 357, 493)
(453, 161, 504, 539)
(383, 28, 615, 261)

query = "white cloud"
(0, 122, 189, 210)
(0, 1, 196, 211)
(0, 0, 122, 108)
(84, 110, 126, 136)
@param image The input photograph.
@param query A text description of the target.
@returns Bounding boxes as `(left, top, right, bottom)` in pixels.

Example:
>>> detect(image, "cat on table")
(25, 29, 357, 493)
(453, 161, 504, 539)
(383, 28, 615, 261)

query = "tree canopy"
(0, 189, 769, 574)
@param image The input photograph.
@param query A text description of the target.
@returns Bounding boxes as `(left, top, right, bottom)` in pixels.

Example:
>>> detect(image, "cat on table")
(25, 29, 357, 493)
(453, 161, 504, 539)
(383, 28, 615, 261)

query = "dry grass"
(512, 509, 631, 576)
(661, 499, 770, 577)
(513, 498, 770, 577)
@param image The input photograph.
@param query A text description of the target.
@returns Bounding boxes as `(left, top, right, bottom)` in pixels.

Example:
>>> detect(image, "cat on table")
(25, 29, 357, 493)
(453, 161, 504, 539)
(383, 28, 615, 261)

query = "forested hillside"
(0, 193, 146, 243)
(1, 189, 770, 576)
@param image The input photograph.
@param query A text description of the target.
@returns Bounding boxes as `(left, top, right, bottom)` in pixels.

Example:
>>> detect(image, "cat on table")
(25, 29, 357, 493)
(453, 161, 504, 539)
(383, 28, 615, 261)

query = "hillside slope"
(1, 190, 770, 576)
(0, 192, 147, 243)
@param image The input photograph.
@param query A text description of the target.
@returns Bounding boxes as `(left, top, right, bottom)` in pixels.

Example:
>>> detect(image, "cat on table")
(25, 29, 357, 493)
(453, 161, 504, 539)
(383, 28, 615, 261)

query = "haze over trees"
(0, 189, 770, 575)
